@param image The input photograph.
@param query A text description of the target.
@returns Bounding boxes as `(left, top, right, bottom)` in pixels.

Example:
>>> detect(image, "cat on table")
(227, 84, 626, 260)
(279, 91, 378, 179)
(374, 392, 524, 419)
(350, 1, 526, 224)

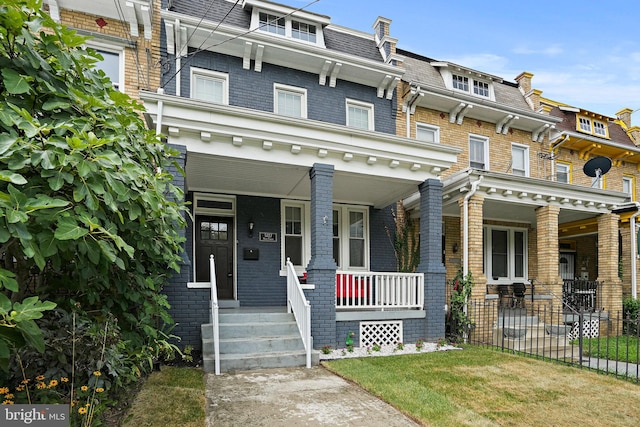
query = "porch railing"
(563, 279, 600, 312)
(335, 271, 424, 310)
(286, 258, 311, 368)
(209, 255, 220, 375)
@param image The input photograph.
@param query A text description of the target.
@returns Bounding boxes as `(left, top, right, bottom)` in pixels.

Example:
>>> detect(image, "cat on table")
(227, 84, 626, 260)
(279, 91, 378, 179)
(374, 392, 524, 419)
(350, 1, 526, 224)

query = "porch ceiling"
(439, 169, 630, 228)
(185, 154, 420, 207)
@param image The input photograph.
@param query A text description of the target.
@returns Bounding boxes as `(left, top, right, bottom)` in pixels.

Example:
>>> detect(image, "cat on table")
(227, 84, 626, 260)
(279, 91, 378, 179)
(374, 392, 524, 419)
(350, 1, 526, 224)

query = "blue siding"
(369, 205, 398, 272)
(179, 50, 396, 134)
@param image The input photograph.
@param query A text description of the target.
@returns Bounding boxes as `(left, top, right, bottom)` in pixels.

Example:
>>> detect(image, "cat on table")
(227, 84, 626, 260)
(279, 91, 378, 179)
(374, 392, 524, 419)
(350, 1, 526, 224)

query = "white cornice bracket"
(501, 115, 519, 135)
(45, 0, 60, 21)
(402, 86, 423, 114)
(329, 63, 342, 87)
(243, 42, 253, 70)
(124, 2, 139, 38)
(456, 104, 473, 125)
(496, 114, 513, 134)
(377, 75, 391, 98)
(385, 77, 400, 100)
(532, 123, 550, 142)
(449, 102, 466, 124)
(319, 60, 331, 86)
(140, 4, 152, 40)
(254, 45, 264, 72)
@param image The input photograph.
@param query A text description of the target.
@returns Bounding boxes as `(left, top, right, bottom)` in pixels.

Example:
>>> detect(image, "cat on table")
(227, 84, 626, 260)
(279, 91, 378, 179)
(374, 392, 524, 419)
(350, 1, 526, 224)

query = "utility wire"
(112, 0, 149, 89)
(162, 0, 320, 88)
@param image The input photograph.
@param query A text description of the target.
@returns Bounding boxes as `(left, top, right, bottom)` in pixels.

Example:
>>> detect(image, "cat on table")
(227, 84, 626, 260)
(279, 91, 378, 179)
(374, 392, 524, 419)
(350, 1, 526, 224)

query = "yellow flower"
(80, 386, 88, 392)
(4, 394, 13, 399)
(48, 379, 58, 388)
(21, 379, 30, 385)
(96, 387, 104, 393)
(36, 382, 46, 390)
(2, 400, 14, 405)
(0, 387, 9, 394)
(78, 407, 87, 414)
(93, 371, 101, 377)
(60, 377, 69, 383)
(15, 386, 24, 392)
(85, 403, 91, 407)
(36, 375, 45, 381)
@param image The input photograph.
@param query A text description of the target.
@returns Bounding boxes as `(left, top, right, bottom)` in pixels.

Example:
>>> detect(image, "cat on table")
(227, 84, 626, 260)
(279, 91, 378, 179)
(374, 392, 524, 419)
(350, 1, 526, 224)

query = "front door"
(195, 216, 234, 299)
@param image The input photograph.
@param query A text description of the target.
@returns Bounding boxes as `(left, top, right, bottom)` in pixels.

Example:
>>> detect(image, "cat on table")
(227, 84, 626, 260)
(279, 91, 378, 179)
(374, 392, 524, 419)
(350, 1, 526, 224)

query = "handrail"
(335, 271, 424, 310)
(286, 258, 311, 368)
(209, 255, 220, 375)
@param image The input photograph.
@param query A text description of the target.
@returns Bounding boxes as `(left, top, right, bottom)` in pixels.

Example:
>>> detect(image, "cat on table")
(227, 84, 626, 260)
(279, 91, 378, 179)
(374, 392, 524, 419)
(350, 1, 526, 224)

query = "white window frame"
(591, 175, 605, 189)
(556, 162, 571, 183)
(623, 176, 635, 200)
(280, 201, 369, 273)
(473, 80, 490, 97)
(416, 123, 440, 143)
(291, 19, 317, 43)
(452, 74, 469, 92)
(510, 143, 529, 177)
(274, 83, 307, 118)
(86, 41, 125, 92)
(593, 120, 608, 137)
(346, 99, 374, 131)
(251, 9, 325, 47)
(484, 226, 528, 284)
(578, 117, 592, 133)
(190, 68, 229, 104)
(469, 134, 489, 170)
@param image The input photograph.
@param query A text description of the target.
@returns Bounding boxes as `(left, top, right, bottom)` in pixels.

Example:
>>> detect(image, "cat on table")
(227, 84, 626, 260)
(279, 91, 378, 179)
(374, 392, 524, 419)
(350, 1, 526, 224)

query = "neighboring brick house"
(395, 49, 635, 316)
(139, 0, 459, 351)
(43, 0, 161, 101)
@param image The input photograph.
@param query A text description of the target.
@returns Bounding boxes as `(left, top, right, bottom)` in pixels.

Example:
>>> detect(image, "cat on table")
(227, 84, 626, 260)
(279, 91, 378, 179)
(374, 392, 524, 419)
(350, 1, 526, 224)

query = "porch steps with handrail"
(202, 308, 319, 373)
(494, 309, 580, 361)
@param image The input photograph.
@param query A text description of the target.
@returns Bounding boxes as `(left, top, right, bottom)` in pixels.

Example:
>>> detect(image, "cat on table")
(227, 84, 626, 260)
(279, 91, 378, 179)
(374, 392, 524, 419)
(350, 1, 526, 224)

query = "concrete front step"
(202, 309, 318, 373)
(203, 350, 319, 372)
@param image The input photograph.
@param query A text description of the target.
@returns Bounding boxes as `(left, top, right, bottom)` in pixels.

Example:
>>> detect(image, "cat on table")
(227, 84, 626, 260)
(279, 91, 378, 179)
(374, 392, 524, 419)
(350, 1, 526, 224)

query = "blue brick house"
(141, 0, 459, 366)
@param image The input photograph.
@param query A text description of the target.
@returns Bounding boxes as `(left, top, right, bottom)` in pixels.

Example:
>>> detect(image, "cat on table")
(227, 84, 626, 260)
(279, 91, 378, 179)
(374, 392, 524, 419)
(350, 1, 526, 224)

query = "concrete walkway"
(205, 366, 420, 426)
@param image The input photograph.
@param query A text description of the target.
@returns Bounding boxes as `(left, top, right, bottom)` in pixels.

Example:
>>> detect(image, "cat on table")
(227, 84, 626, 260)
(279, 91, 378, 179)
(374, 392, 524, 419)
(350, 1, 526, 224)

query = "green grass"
(121, 366, 206, 427)
(323, 345, 640, 426)
(577, 336, 639, 362)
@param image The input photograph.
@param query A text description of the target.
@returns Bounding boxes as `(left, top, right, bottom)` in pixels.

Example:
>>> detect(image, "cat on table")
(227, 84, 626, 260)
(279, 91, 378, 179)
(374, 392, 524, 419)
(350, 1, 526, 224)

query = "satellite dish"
(583, 156, 612, 180)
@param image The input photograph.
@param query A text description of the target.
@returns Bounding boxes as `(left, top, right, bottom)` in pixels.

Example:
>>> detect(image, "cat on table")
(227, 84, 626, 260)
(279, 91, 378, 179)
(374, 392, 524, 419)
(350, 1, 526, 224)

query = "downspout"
(630, 204, 640, 299)
(175, 19, 182, 97)
(463, 174, 483, 277)
(155, 87, 164, 136)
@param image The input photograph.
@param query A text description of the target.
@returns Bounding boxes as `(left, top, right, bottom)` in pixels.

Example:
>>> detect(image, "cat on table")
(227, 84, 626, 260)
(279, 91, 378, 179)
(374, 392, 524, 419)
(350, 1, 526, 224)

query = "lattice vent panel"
(568, 318, 600, 340)
(359, 321, 403, 347)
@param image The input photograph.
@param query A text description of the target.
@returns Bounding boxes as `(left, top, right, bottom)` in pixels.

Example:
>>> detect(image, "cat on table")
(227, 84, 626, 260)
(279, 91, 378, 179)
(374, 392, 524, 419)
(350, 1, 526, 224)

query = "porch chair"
(497, 285, 512, 308)
(512, 283, 527, 308)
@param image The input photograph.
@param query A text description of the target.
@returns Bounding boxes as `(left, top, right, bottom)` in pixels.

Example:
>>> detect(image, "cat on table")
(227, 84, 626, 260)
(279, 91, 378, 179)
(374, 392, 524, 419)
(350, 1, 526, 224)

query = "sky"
(301, 0, 640, 123)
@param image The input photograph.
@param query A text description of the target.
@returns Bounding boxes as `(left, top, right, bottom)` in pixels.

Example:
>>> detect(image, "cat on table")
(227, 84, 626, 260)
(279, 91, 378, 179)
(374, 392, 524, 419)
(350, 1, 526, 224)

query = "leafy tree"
(0, 0, 187, 372)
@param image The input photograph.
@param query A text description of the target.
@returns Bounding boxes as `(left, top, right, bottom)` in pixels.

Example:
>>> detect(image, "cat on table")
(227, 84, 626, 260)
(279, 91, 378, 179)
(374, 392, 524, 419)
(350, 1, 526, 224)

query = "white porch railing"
(286, 258, 311, 368)
(335, 271, 424, 310)
(209, 255, 220, 375)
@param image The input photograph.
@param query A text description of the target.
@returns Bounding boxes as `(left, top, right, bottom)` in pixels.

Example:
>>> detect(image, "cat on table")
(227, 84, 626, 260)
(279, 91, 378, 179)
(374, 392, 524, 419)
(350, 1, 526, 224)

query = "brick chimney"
(373, 17, 397, 64)
(617, 108, 633, 128)
(515, 72, 541, 111)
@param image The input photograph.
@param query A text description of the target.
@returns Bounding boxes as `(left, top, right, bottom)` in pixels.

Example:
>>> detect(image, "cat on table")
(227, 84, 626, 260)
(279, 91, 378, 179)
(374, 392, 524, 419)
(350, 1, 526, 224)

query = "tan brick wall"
(55, 4, 162, 102)
(535, 205, 562, 296)
(459, 194, 487, 299)
(597, 213, 623, 314)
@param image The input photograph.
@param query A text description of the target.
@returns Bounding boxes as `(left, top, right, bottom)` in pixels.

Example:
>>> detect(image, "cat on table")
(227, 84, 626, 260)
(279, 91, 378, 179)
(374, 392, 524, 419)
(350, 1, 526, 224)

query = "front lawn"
(323, 346, 640, 426)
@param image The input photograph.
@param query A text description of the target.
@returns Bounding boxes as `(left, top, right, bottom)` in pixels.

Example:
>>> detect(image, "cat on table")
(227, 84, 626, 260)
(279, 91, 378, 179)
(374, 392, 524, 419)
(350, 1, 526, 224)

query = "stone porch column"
(619, 224, 632, 298)
(597, 213, 623, 315)
(305, 164, 337, 349)
(460, 193, 486, 300)
(535, 205, 562, 303)
(416, 179, 446, 340)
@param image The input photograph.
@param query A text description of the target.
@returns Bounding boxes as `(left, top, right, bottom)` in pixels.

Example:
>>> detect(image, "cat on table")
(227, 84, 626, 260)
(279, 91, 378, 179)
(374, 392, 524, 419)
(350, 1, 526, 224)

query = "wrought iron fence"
(460, 299, 640, 383)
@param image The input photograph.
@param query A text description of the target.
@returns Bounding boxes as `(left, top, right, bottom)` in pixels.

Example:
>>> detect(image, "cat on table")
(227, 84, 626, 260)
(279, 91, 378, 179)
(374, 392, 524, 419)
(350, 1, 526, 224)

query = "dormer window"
(474, 80, 489, 97)
(577, 114, 609, 138)
(252, 8, 325, 47)
(453, 74, 469, 91)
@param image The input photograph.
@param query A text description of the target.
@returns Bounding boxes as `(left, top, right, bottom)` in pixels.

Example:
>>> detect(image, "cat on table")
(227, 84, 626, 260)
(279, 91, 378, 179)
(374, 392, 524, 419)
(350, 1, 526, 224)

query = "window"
(577, 114, 609, 138)
(591, 175, 605, 189)
(452, 74, 469, 92)
(623, 176, 635, 200)
(191, 68, 229, 104)
(473, 80, 489, 97)
(284, 205, 304, 266)
(485, 226, 527, 282)
(556, 162, 571, 183)
(274, 84, 306, 118)
(292, 20, 316, 42)
(469, 135, 489, 169)
(416, 123, 440, 143)
(86, 42, 124, 91)
(259, 12, 285, 35)
(282, 202, 368, 270)
(593, 120, 607, 136)
(511, 144, 529, 177)
(346, 99, 374, 130)
(578, 117, 592, 133)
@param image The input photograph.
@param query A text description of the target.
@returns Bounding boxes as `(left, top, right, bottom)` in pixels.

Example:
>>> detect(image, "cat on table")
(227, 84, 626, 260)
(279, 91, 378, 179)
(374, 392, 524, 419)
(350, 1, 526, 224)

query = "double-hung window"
(452, 74, 469, 91)
(191, 68, 229, 104)
(485, 226, 527, 282)
(259, 12, 285, 35)
(623, 176, 635, 200)
(274, 84, 306, 118)
(473, 80, 489, 97)
(86, 41, 125, 92)
(346, 99, 374, 130)
(578, 117, 592, 133)
(577, 114, 609, 138)
(511, 144, 529, 176)
(284, 204, 305, 266)
(469, 135, 489, 169)
(556, 162, 571, 183)
(292, 20, 316, 42)
(416, 123, 440, 143)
